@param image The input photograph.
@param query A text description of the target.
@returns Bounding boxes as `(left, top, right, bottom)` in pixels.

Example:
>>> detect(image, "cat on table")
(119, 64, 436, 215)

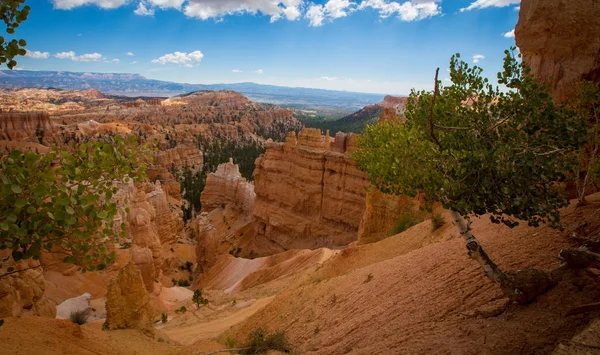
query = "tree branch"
(0, 264, 43, 279)
(429, 68, 442, 148)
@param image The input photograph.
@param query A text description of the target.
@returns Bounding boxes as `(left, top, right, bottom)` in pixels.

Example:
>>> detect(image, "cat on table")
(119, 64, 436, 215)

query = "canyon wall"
(200, 158, 255, 213)
(516, 0, 600, 101)
(252, 129, 369, 250)
(153, 144, 203, 175)
(251, 128, 431, 250)
(0, 112, 54, 141)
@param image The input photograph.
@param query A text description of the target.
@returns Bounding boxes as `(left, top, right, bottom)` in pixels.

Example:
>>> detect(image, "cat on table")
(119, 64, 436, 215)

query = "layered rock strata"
(252, 128, 432, 250)
(0, 112, 54, 141)
(200, 158, 255, 213)
(252, 129, 368, 250)
(516, 0, 600, 101)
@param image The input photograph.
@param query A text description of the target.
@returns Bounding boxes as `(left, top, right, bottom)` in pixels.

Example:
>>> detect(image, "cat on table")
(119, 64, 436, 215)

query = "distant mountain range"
(0, 70, 385, 111)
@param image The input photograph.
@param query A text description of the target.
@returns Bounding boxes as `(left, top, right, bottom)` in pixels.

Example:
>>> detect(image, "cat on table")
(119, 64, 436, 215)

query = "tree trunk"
(450, 211, 555, 304)
(450, 211, 506, 285)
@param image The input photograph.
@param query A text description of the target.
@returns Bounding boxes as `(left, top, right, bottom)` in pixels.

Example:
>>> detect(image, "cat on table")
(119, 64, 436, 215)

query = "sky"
(11, 0, 521, 95)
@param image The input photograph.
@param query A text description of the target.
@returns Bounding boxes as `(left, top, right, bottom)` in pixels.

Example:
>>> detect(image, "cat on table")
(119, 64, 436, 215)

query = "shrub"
(161, 313, 168, 323)
(240, 328, 291, 354)
(179, 261, 193, 272)
(431, 213, 445, 231)
(192, 289, 209, 309)
(390, 213, 424, 235)
(175, 306, 187, 314)
(69, 310, 88, 325)
(225, 335, 237, 349)
(177, 279, 190, 287)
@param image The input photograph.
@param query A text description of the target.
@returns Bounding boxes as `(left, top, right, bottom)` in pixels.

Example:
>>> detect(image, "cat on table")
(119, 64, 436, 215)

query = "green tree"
(353, 49, 586, 303)
(1, 0, 30, 69)
(0, 135, 151, 276)
(192, 289, 208, 309)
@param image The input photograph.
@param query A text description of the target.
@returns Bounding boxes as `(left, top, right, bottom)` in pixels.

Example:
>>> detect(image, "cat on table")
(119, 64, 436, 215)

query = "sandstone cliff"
(153, 144, 203, 175)
(253, 129, 367, 250)
(200, 158, 255, 213)
(251, 128, 428, 251)
(516, 0, 600, 101)
(0, 112, 54, 141)
(105, 262, 154, 333)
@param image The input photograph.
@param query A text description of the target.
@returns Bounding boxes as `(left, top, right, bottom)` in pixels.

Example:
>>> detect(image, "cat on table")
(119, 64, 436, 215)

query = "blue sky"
(12, 0, 520, 95)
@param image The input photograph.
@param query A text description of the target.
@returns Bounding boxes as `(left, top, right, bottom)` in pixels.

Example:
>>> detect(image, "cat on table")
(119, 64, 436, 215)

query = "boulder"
(55, 293, 91, 320)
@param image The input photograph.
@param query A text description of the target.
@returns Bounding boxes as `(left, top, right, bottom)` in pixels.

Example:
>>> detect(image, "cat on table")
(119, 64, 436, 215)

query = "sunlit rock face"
(105, 262, 154, 333)
(200, 158, 255, 214)
(252, 129, 367, 250)
(0, 112, 54, 141)
(516, 0, 600, 101)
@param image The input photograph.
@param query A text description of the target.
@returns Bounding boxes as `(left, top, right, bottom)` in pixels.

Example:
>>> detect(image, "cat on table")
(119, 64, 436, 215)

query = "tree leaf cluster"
(353, 49, 587, 228)
(0, 135, 151, 272)
(0, 0, 30, 69)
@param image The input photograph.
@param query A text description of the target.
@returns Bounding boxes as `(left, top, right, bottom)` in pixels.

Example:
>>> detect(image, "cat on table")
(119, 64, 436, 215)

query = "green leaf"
(97, 211, 108, 219)
(11, 250, 23, 262)
(15, 199, 27, 208)
(11, 185, 22, 194)
(65, 206, 74, 215)
(63, 255, 77, 264)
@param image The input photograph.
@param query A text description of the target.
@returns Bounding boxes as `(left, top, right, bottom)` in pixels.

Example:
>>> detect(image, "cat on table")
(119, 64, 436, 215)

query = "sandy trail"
(163, 296, 275, 345)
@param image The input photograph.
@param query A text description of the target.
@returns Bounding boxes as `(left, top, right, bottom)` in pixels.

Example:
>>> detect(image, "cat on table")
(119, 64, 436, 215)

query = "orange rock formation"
(516, 0, 600, 101)
(200, 158, 255, 213)
(252, 128, 412, 250)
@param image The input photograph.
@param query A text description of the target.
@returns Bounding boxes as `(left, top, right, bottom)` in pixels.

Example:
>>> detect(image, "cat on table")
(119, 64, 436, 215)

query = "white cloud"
(325, 0, 355, 18)
(25, 51, 50, 59)
(460, 0, 520, 12)
(359, 0, 442, 22)
(135, 2, 155, 15)
(306, 0, 355, 27)
(232, 69, 242, 73)
(473, 54, 485, 63)
(131, 61, 138, 64)
(503, 29, 514, 38)
(306, 4, 326, 26)
(52, 0, 127, 10)
(151, 50, 204, 67)
(513, 6, 520, 11)
(321, 76, 338, 81)
(54, 51, 104, 62)
(108, 58, 120, 63)
(184, 0, 303, 22)
(255, 69, 264, 74)
(126, 52, 135, 56)
(146, 0, 185, 9)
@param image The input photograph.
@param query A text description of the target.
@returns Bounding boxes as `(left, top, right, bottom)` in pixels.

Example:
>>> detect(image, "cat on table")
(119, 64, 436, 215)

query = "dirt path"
(163, 296, 275, 345)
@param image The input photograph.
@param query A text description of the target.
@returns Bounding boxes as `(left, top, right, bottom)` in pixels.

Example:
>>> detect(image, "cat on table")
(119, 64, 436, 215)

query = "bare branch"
(429, 68, 442, 148)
